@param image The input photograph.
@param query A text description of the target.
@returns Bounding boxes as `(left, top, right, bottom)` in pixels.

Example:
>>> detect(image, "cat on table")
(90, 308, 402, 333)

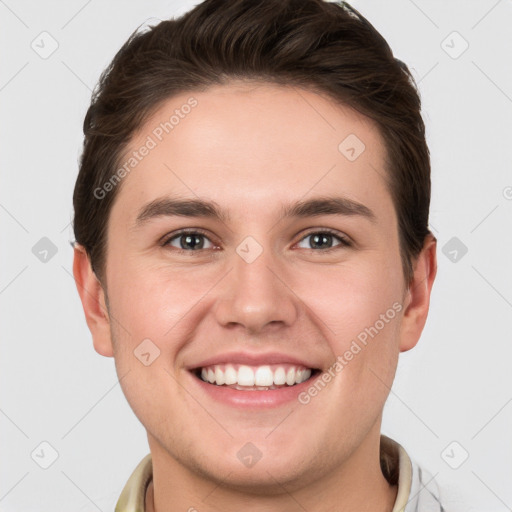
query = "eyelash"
(160, 228, 352, 254)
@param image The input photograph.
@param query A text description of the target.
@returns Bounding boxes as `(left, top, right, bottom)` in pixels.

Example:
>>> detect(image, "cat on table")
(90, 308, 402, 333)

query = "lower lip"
(188, 371, 320, 409)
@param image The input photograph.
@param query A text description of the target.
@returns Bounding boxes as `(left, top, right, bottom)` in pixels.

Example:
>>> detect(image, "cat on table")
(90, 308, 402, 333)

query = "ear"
(399, 234, 437, 352)
(72, 244, 114, 357)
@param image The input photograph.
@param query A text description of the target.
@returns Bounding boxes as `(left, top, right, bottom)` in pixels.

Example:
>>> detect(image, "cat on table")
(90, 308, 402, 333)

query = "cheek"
(301, 259, 403, 395)
(106, 272, 187, 437)
(299, 259, 403, 341)
(107, 261, 208, 342)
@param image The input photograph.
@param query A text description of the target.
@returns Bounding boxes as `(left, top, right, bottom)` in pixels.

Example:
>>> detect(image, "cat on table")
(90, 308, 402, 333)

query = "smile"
(196, 363, 316, 390)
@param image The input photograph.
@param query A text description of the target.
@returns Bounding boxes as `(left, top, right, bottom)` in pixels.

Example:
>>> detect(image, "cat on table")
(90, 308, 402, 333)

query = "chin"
(189, 446, 321, 495)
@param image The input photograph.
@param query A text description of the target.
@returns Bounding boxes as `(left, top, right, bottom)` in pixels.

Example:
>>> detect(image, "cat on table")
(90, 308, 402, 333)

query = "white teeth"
(238, 365, 255, 386)
(197, 363, 313, 388)
(224, 364, 237, 385)
(215, 366, 225, 385)
(254, 366, 273, 386)
(273, 367, 286, 385)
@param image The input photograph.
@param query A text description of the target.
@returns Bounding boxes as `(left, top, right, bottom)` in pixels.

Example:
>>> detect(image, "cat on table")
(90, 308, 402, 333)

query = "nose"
(213, 243, 299, 335)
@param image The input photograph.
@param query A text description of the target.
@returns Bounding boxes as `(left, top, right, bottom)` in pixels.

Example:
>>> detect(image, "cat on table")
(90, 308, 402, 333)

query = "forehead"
(112, 81, 393, 223)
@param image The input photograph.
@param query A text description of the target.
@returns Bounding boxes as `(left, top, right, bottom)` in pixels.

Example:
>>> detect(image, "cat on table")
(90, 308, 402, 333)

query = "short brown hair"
(73, 0, 431, 284)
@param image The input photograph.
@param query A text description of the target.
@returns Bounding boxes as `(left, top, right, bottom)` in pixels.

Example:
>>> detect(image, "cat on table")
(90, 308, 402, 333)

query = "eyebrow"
(134, 195, 376, 227)
(281, 196, 376, 223)
(135, 197, 230, 226)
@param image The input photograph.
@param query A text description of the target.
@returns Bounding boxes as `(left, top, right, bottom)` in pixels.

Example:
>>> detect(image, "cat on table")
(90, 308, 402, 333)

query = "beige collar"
(383, 435, 413, 512)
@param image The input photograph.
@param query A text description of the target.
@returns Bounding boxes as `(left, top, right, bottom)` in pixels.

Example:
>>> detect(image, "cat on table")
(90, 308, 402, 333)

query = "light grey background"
(1, 0, 511, 510)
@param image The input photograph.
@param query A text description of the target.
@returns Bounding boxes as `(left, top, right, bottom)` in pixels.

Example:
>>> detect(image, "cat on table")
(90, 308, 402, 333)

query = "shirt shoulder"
(406, 459, 445, 512)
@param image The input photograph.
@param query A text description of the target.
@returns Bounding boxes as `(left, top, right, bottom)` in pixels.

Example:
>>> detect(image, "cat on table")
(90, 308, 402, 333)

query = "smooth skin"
(74, 81, 436, 512)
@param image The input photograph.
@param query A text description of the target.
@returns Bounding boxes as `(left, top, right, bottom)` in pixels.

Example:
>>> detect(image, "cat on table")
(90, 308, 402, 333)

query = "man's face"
(97, 82, 412, 489)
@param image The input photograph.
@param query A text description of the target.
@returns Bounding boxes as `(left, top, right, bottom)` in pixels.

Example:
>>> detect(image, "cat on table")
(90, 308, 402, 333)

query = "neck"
(145, 426, 397, 512)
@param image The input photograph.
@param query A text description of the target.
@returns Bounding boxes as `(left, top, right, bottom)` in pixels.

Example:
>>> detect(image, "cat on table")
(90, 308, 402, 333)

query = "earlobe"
(399, 234, 437, 353)
(72, 244, 114, 357)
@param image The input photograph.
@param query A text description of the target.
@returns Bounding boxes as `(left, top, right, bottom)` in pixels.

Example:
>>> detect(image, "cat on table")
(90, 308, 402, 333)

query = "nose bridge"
(213, 237, 298, 333)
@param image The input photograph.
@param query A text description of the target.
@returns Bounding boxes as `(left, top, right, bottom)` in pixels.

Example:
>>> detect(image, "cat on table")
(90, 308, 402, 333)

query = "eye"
(162, 231, 215, 251)
(296, 230, 351, 250)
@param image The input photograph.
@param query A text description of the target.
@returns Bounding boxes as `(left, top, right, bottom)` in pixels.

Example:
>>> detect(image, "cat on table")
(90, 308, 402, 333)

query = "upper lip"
(188, 351, 317, 370)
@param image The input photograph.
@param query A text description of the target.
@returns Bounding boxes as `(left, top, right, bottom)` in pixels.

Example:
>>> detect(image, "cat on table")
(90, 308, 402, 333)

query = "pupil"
(311, 233, 332, 249)
(181, 234, 203, 250)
